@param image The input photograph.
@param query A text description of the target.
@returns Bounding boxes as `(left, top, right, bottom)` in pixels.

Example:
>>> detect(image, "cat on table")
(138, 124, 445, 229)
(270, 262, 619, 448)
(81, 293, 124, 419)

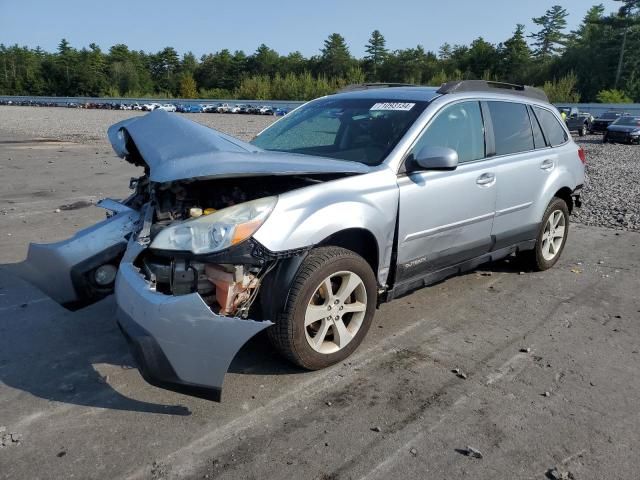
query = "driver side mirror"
(409, 146, 459, 171)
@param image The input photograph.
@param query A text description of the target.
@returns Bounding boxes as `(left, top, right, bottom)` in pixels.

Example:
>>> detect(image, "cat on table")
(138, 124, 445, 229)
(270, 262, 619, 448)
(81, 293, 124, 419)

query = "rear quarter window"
(487, 101, 534, 155)
(534, 107, 569, 147)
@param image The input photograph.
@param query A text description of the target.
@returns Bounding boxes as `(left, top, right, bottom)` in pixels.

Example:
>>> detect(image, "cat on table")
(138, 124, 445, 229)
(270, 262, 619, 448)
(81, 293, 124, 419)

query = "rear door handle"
(476, 173, 496, 186)
(540, 159, 555, 171)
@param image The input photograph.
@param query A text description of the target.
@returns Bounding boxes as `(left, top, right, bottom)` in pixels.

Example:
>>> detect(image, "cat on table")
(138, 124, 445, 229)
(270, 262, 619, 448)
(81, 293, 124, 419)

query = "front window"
(251, 97, 428, 166)
(408, 101, 485, 163)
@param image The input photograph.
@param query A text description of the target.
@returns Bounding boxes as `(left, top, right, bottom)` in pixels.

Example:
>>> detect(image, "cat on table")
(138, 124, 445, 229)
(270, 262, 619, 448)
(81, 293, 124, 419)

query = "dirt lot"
(1, 107, 639, 480)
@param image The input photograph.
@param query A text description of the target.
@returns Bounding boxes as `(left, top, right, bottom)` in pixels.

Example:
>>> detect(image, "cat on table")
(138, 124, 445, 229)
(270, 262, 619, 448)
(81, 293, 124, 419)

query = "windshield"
(613, 116, 640, 126)
(251, 97, 428, 165)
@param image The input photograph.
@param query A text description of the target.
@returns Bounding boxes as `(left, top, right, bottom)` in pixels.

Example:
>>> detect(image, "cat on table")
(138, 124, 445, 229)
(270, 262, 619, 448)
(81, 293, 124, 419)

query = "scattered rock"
(598, 260, 604, 264)
(57, 450, 66, 458)
(325, 401, 332, 407)
(459, 446, 483, 459)
(370, 426, 382, 433)
(409, 447, 418, 456)
(543, 391, 551, 397)
(452, 368, 467, 379)
(520, 347, 531, 353)
(54, 208, 61, 213)
(519, 271, 525, 275)
(546, 467, 574, 480)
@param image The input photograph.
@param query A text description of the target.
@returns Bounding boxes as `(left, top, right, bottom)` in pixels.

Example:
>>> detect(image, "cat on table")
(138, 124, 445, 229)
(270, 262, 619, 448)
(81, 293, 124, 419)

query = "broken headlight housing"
(150, 196, 277, 254)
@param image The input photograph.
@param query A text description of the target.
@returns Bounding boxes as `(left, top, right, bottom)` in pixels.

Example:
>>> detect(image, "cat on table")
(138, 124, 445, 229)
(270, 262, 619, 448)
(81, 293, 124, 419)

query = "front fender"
(253, 169, 399, 285)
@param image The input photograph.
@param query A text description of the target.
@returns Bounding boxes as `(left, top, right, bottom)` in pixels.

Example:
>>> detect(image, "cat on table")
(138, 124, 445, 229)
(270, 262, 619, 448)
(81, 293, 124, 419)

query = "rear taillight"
(578, 146, 586, 164)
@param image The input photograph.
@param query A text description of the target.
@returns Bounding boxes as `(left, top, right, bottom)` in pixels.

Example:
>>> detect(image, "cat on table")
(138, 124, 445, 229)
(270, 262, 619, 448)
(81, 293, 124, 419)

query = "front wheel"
(267, 247, 377, 370)
(519, 197, 570, 271)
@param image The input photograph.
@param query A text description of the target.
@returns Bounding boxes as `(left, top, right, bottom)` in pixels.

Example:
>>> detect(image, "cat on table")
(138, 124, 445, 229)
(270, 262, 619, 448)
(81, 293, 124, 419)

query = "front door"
(396, 100, 497, 282)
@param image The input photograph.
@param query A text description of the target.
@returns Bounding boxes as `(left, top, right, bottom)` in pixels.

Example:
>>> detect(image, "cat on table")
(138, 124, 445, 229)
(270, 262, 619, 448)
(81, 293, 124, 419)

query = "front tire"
(267, 247, 377, 370)
(519, 197, 570, 271)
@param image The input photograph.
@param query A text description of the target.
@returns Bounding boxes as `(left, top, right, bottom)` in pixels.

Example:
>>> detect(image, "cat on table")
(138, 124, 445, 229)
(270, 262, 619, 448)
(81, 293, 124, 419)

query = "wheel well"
(319, 228, 379, 275)
(555, 187, 574, 213)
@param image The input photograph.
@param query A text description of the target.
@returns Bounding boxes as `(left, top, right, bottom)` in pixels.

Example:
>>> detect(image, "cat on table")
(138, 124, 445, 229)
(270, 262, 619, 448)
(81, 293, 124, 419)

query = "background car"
(157, 104, 177, 112)
(591, 110, 627, 133)
(259, 105, 274, 115)
(603, 116, 640, 144)
(557, 106, 593, 136)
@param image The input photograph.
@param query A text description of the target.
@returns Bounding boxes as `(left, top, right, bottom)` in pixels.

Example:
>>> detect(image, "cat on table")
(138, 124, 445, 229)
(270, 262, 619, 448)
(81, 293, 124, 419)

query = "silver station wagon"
(18, 81, 586, 400)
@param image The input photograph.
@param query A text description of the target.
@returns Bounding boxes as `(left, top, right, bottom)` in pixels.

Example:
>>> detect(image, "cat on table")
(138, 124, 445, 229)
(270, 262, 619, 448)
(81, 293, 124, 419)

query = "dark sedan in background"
(591, 110, 628, 133)
(603, 116, 640, 144)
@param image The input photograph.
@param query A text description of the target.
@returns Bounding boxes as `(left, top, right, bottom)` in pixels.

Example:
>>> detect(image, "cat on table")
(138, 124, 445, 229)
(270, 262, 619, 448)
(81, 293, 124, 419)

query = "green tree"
(364, 30, 388, 80)
(596, 88, 632, 102)
(498, 24, 531, 83)
(542, 72, 581, 102)
(529, 5, 569, 57)
(179, 73, 198, 98)
(319, 33, 353, 77)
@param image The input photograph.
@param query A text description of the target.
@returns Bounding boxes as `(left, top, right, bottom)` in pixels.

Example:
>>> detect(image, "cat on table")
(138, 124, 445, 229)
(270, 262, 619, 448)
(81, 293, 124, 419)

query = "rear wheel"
(579, 124, 587, 137)
(519, 197, 570, 271)
(267, 247, 377, 370)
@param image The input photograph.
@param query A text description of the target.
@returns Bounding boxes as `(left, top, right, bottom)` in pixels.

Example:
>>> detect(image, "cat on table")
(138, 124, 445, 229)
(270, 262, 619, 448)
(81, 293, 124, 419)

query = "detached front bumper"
(115, 245, 273, 401)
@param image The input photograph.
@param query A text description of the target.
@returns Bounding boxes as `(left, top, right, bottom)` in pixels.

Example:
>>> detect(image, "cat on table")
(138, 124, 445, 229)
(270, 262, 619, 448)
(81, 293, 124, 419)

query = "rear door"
(487, 101, 568, 249)
(396, 100, 497, 282)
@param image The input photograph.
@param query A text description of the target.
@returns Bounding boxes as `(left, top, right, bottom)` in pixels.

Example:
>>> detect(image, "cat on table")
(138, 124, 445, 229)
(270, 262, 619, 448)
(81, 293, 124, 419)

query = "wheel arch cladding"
(554, 186, 574, 213)
(318, 228, 379, 277)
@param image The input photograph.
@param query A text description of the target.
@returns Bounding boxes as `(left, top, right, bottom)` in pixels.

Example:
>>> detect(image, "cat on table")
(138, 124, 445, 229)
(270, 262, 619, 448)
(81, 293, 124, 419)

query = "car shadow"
(0, 266, 191, 416)
(228, 332, 305, 376)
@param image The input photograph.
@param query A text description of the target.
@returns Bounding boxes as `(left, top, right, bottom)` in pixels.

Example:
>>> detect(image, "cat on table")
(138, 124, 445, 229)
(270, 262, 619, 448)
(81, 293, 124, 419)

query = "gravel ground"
(1, 106, 638, 232)
(0, 106, 276, 143)
(573, 135, 640, 232)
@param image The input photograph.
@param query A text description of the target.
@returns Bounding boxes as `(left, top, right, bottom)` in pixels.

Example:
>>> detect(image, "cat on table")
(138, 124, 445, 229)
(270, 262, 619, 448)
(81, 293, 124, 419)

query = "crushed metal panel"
(13, 209, 139, 305)
(115, 250, 273, 399)
(107, 110, 371, 183)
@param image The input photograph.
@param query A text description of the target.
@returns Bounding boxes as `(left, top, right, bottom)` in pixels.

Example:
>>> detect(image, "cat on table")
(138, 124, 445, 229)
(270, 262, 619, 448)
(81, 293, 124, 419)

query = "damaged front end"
(15, 110, 367, 400)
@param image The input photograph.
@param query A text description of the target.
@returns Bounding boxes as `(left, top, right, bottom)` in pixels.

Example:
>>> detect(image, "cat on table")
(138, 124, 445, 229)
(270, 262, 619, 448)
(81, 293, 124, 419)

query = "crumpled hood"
(108, 110, 371, 183)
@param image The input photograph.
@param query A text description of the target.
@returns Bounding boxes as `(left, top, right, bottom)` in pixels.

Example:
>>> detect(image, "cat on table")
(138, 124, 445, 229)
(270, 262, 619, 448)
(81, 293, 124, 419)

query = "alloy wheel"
(304, 271, 367, 354)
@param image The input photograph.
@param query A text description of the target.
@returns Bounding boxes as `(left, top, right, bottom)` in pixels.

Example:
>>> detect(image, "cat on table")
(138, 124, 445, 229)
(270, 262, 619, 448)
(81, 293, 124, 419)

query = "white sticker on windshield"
(370, 102, 415, 111)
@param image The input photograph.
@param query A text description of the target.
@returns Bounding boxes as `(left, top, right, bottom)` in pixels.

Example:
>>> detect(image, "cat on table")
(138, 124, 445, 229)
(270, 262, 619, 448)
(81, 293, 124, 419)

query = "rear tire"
(579, 124, 587, 137)
(519, 197, 570, 271)
(267, 246, 377, 370)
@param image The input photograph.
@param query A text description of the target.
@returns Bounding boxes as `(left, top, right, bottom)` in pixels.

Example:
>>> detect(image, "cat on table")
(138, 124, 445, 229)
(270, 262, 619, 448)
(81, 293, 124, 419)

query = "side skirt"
(383, 239, 536, 302)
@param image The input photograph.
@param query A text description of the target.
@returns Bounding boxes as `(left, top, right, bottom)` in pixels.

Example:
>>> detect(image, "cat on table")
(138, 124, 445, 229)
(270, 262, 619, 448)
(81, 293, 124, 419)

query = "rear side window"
(487, 101, 534, 155)
(410, 101, 485, 163)
(528, 106, 547, 149)
(534, 107, 569, 146)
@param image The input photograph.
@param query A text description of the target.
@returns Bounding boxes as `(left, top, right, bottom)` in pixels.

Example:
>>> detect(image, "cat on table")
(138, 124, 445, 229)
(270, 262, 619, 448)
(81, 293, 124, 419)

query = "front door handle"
(540, 159, 555, 171)
(476, 173, 496, 187)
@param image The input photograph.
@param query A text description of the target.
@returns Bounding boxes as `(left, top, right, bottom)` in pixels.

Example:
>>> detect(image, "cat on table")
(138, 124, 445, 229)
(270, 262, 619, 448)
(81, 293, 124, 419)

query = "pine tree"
(499, 24, 531, 83)
(529, 5, 569, 57)
(320, 33, 352, 78)
(364, 30, 387, 80)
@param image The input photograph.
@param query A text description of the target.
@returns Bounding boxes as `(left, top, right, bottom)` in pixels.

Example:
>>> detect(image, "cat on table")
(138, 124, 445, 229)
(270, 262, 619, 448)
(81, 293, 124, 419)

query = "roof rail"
(436, 80, 549, 102)
(337, 83, 418, 93)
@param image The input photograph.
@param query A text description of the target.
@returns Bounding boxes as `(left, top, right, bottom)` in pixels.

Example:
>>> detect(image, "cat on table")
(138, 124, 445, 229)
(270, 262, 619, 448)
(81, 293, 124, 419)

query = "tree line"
(1, 1, 639, 102)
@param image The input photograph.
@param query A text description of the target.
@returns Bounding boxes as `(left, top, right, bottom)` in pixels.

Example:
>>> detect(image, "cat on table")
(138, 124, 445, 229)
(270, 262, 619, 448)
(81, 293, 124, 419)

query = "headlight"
(631, 129, 640, 136)
(150, 196, 277, 254)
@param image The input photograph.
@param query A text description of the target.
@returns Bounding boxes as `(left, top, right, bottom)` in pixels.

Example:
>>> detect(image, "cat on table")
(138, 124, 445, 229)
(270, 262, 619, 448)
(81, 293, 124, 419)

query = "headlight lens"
(150, 196, 277, 254)
(631, 129, 640, 136)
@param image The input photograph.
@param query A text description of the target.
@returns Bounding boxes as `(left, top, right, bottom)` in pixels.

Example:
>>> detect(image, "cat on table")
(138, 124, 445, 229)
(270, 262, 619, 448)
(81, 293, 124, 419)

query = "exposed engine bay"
(131, 174, 339, 319)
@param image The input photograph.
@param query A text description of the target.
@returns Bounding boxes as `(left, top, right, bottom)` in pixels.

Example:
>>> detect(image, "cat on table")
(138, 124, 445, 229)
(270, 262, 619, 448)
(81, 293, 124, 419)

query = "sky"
(0, 0, 623, 58)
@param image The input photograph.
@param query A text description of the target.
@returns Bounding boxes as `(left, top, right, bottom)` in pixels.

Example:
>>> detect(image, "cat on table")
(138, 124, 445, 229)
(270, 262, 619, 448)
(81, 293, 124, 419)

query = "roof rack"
(436, 80, 549, 102)
(337, 83, 418, 93)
